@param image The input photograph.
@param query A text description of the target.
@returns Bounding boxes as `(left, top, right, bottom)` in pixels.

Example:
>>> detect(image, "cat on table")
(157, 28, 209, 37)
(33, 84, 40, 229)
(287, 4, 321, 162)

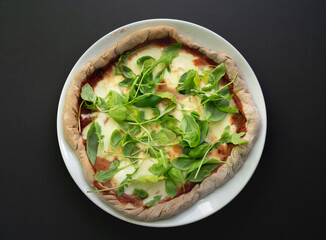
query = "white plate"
(57, 19, 267, 227)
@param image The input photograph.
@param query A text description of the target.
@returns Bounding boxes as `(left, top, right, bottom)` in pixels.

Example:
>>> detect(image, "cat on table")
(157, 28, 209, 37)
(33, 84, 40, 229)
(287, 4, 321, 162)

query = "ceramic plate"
(57, 19, 267, 227)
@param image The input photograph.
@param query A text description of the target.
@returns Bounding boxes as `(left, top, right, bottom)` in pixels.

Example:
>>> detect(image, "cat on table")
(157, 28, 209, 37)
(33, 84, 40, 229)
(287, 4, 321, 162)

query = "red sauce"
(80, 117, 93, 134)
(219, 77, 247, 132)
(94, 157, 112, 172)
(116, 193, 143, 207)
(181, 46, 216, 67)
(221, 143, 234, 161)
(156, 80, 184, 101)
(93, 181, 112, 195)
(79, 104, 95, 132)
(231, 113, 247, 133)
(84, 68, 105, 88)
(161, 182, 197, 204)
(193, 57, 210, 67)
(156, 80, 168, 92)
(154, 37, 176, 48)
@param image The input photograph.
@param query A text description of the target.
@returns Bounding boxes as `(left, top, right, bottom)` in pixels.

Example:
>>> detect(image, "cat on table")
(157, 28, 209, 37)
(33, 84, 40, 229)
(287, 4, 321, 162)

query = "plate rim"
(57, 18, 267, 228)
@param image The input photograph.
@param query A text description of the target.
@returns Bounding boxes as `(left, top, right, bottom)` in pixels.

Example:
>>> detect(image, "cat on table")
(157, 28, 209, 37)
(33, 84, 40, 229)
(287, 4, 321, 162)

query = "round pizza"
(63, 26, 261, 221)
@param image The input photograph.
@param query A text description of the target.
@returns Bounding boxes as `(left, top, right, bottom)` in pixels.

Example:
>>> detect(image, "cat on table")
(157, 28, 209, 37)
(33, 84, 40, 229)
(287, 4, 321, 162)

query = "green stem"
(179, 73, 239, 112)
(193, 142, 215, 179)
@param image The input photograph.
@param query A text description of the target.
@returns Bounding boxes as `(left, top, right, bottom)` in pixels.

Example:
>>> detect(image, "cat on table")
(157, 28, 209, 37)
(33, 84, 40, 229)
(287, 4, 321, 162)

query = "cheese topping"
(80, 41, 246, 205)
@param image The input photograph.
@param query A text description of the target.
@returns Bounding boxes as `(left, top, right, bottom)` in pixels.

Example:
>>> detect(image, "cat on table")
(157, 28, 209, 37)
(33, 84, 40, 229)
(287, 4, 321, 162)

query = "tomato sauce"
(116, 193, 143, 207)
(94, 157, 112, 172)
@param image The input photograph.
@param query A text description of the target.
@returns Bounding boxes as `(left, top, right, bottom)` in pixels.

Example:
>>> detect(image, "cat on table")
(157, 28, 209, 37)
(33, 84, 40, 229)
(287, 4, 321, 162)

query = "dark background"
(1, 0, 325, 239)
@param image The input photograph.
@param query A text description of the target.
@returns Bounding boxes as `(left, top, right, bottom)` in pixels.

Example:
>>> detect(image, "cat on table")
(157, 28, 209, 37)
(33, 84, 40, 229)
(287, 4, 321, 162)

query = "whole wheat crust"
(63, 26, 261, 221)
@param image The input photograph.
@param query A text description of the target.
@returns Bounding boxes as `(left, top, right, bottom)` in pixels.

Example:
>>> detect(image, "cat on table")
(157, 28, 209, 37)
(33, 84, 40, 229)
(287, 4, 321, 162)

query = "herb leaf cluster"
(80, 42, 248, 207)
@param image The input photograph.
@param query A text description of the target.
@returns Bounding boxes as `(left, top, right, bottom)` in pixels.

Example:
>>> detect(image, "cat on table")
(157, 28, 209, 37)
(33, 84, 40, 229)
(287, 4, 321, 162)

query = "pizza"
(63, 26, 261, 221)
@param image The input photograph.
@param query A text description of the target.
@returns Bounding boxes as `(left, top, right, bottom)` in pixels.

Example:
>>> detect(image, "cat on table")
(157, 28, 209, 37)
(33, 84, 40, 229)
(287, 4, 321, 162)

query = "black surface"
(1, 0, 325, 238)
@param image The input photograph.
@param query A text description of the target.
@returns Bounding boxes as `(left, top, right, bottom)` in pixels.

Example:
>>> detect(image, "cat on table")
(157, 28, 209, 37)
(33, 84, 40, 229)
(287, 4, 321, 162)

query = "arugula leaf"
(106, 90, 126, 107)
(218, 126, 248, 145)
(137, 56, 155, 66)
(125, 106, 141, 122)
(118, 78, 134, 87)
(121, 133, 136, 156)
(109, 106, 127, 122)
(168, 167, 185, 183)
(152, 128, 176, 146)
(86, 121, 101, 165)
(182, 146, 191, 155)
(94, 121, 105, 147)
(148, 146, 161, 159)
(131, 175, 165, 183)
(158, 42, 182, 66)
(133, 189, 149, 199)
(119, 65, 136, 79)
(191, 111, 200, 119)
(95, 160, 120, 183)
(160, 115, 181, 135)
(81, 83, 96, 103)
(142, 58, 155, 72)
(117, 186, 125, 197)
(219, 84, 232, 95)
(180, 111, 201, 148)
(231, 132, 248, 144)
(105, 91, 128, 122)
(216, 104, 239, 113)
(200, 70, 212, 84)
(204, 101, 227, 122)
(133, 94, 163, 107)
(119, 121, 141, 135)
(171, 155, 197, 170)
(145, 195, 161, 207)
(165, 178, 178, 198)
(97, 97, 109, 111)
(139, 73, 154, 94)
(117, 185, 125, 197)
(110, 129, 122, 151)
(212, 63, 226, 82)
(188, 163, 218, 182)
(125, 82, 138, 101)
(115, 51, 133, 75)
(153, 67, 166, 83)
(156, 92, 176, 104)
(122, 142, 135, 156)
(202, 63, 226, 91)
(187, 158, 223, 175)
(197, 119, 209, 144)
(149, 149, 171, 176)
(176, 69, 198, 94)
(188, 142, 211, 158)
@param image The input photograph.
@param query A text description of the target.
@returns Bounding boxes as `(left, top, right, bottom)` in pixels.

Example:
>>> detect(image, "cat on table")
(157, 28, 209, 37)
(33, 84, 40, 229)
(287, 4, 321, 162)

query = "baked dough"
(63, 26, 261, 221)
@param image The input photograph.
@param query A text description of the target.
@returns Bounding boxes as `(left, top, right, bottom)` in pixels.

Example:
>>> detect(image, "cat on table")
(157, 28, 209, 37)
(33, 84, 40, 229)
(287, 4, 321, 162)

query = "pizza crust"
(63, 26, 261, 221)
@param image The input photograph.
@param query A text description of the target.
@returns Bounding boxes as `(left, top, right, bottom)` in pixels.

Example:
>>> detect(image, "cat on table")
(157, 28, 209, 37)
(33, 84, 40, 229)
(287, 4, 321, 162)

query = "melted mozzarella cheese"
(112, 158, 168, 203)
(93, 71, 125, 97)
(81, 112, 120, 157)
(205, 113, 236, 142)
(126, 46, 164, 75)
(81, 43, 242, 204)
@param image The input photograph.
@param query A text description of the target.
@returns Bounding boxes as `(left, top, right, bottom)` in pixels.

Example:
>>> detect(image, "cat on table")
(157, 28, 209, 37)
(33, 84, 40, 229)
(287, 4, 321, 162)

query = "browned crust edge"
(62, 26, 261, 221)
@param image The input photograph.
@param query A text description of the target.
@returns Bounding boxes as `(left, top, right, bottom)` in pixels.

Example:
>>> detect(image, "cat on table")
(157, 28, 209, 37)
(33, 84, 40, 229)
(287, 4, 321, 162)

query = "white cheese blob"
(93, 71, 125, 97)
